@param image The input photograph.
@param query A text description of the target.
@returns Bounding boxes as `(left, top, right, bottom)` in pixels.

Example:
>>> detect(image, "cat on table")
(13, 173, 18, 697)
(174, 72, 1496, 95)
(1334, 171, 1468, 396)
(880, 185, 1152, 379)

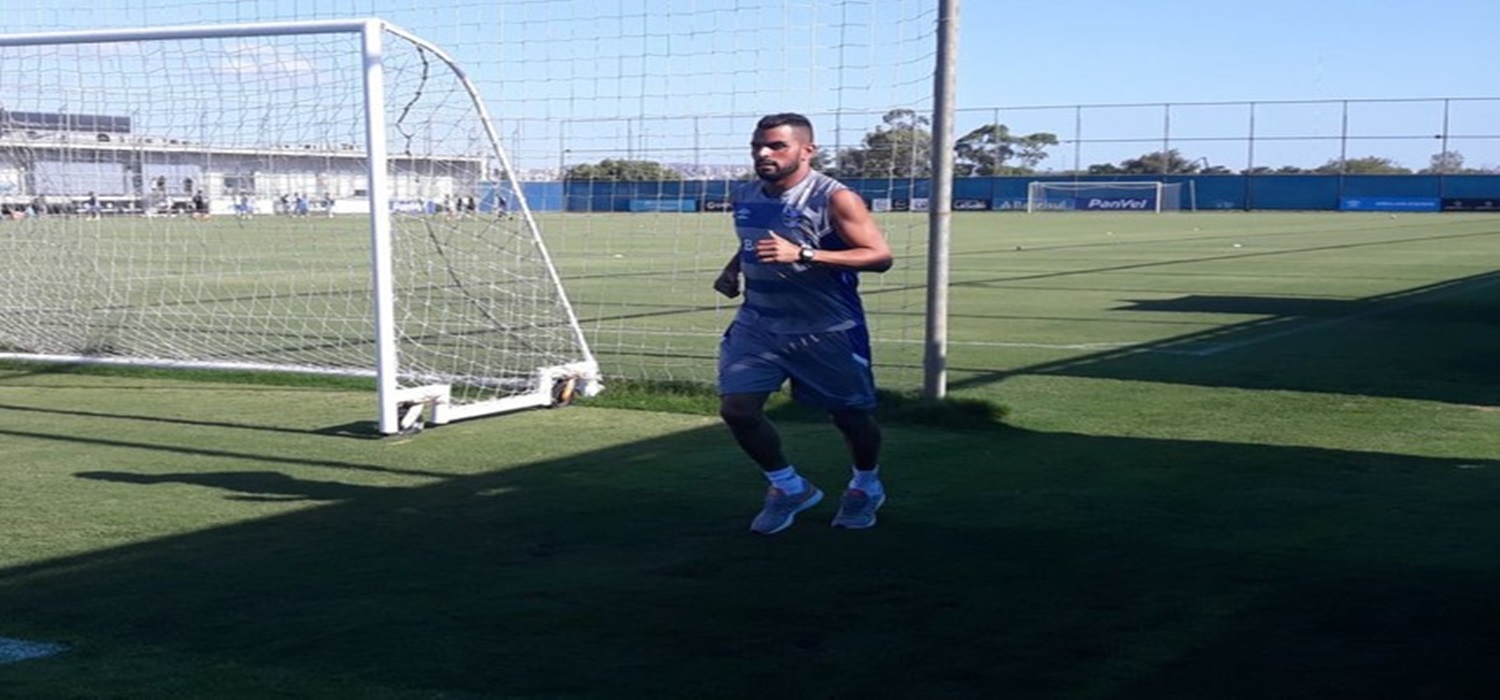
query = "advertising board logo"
(1442, 198, 1500, 211)
(1083, 197, 1151, 210)
(1341, 197, 1440, 212)
(993, 198, 1069, 210)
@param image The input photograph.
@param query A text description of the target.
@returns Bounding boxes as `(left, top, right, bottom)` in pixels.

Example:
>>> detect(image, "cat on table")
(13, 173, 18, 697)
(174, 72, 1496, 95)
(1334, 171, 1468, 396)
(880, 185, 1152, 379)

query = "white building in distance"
(0, 109, 485, 216)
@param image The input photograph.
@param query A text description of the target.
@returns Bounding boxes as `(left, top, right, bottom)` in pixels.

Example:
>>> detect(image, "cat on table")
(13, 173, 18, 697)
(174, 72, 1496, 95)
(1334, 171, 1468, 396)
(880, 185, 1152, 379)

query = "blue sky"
(2, 0, 1495, 171)
(960, 0, 1493, 106)
(954, 0, 1499, 170)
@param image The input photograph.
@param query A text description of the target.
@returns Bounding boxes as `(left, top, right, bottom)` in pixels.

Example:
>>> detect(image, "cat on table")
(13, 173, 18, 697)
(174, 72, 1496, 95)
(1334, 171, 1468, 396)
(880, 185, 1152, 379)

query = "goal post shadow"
(949, 269, 1500, 407)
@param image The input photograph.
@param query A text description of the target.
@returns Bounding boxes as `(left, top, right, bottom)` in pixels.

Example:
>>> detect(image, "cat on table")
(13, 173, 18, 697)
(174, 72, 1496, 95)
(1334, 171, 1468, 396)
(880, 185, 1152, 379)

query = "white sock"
(849, 466, 882, 496)
(766, 465, 804, 494)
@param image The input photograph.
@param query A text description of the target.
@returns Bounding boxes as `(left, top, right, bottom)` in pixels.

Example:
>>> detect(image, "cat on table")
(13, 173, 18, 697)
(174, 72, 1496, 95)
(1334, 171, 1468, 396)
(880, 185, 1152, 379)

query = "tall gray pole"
(924, 0, 959, 400)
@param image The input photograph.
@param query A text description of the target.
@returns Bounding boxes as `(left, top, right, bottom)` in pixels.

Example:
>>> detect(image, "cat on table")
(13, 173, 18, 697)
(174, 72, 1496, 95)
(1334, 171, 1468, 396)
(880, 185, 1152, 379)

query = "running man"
(714, 112, 894, 535)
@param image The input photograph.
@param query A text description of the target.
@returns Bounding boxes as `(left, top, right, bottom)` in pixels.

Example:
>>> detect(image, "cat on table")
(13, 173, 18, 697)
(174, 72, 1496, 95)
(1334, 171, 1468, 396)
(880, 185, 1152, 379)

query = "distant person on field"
(713, 112, 894, 535)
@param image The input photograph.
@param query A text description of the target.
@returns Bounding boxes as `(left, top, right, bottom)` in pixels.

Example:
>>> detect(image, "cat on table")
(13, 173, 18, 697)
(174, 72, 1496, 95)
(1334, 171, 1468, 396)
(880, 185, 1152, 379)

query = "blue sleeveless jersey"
(730, 171, 866, 334)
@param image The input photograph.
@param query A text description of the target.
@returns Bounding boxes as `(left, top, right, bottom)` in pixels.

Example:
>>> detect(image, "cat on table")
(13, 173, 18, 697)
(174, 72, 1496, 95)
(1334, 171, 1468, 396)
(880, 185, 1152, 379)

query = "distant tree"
(1419, 150, 1487, 174)
(1118, 149, 1200, 174)
(565, 159, 682, 181)
(1313, 156, 1410, 174)
(954, 124, 1058, 176)
(1085, 149, 1205, 175)
(833, 109, 933, 178)
(1243, 165, 1312, 174)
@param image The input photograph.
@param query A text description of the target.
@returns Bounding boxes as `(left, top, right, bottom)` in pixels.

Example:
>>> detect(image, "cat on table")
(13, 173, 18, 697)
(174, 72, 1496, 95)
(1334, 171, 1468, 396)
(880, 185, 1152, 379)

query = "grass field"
(2, 211, 1498, 698)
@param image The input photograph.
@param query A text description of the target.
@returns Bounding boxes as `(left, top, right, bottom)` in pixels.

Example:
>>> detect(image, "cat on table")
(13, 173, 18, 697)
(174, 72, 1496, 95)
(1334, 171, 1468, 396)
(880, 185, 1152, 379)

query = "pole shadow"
(1, 417, 1496, 698)
(953, 270, 1500, 406)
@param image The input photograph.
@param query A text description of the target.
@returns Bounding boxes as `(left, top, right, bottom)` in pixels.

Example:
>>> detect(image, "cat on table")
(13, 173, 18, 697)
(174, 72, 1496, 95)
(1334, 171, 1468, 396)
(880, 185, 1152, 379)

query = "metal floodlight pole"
(924, 0, 959, 400)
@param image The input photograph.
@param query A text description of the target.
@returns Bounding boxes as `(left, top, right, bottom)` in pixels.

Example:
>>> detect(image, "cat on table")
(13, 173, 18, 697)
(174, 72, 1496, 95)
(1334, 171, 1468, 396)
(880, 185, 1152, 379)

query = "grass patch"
(2, 213, 1498, 698)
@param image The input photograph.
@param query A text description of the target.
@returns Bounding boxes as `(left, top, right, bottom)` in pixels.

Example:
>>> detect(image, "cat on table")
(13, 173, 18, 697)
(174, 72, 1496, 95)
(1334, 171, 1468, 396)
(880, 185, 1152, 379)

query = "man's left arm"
(820, 189, 893, 272)
(753, 189, 893, 271)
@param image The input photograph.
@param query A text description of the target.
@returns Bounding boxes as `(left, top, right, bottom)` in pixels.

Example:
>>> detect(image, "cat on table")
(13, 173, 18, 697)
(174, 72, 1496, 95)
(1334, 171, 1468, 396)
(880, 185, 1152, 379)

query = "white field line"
(594, 272, 1500, 358)
(1179, 274, 1500, 358)
(879, 338, 1145, 351)
(585, 326, 1147, 352)
(0, 637, 67, 664)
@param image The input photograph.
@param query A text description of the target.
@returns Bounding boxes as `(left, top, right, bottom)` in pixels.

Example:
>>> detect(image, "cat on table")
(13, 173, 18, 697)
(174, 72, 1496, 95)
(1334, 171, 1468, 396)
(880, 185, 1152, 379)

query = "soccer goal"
(1026, 181, 1195, 213)
(0, 19, 600, 434)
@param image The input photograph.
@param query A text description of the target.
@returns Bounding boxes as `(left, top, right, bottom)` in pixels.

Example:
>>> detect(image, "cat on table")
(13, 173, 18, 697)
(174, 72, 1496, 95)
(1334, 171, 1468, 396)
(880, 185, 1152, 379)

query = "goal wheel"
(396, 401, 427, 434)
(550, 376, 578, 407)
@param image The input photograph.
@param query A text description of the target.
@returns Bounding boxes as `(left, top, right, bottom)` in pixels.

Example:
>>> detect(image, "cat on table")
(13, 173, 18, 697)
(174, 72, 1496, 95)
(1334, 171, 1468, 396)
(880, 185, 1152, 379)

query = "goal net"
(2, 1, 939, 399)
(1026, 181, 1193, 213)
(0, 20, 600, 434)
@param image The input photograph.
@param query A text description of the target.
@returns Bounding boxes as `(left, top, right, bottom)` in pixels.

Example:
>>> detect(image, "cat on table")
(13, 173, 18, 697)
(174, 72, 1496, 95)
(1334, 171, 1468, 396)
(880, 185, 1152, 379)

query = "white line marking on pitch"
(1184, 275, 1500, 357)
(0, 637, 67, 664)
(594, 327, 1150, 351)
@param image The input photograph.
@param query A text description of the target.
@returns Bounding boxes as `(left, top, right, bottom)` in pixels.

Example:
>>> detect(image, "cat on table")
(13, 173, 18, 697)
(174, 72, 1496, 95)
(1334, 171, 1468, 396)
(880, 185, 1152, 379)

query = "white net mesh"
(1, 1, 939, 394)
(0, 23, 596, 429)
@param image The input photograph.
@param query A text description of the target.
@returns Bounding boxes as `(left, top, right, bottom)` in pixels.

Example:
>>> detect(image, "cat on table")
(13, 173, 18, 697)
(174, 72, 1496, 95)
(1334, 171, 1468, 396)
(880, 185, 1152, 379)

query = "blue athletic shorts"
(717, 322, 877, 410)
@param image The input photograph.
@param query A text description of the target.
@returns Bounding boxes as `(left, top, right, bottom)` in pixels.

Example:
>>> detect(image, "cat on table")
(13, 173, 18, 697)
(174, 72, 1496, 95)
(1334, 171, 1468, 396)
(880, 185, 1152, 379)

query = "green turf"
(1, 212, 1498, 698)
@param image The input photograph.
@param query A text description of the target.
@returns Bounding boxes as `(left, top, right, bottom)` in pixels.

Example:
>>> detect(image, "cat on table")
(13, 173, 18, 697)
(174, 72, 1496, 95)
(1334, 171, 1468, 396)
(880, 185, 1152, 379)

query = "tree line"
(564, 109, 1494, 180)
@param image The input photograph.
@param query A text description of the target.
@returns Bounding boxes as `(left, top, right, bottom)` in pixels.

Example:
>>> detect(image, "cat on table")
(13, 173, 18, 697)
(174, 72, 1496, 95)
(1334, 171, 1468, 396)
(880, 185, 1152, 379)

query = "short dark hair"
(756, 113, 815, 142)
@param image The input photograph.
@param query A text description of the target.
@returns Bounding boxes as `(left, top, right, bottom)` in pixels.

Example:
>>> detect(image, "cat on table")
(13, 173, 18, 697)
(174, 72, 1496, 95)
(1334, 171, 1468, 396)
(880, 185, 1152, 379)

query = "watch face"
(799, 247, 814, 262)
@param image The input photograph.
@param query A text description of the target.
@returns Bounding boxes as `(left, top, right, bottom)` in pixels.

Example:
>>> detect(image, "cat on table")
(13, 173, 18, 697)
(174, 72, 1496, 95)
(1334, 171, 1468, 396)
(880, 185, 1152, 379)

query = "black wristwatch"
(797, 245, 816, 264)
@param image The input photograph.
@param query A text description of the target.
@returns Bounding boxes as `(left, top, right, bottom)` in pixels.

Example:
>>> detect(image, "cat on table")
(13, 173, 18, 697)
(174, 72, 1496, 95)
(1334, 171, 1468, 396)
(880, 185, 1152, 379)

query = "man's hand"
(755, 230, 800, 264)
(713, 266, 742, 298)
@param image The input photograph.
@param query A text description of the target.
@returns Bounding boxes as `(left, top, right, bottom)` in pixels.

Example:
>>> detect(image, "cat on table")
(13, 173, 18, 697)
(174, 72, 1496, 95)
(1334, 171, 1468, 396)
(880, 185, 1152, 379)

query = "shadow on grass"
(0, 402, 388, 441)
(954, 269, 1500, 407)
(0, 360, 388, 440)
(76, 471, 388, 502)
(591, 378, 1009, 430)
(1, 417, 1496, 699)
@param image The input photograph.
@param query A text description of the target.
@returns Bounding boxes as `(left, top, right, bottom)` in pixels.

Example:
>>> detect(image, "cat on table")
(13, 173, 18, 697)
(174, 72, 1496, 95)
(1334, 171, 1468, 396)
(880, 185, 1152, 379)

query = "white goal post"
(0, 19, 600, 434)
(1026, 181, 1196, 213)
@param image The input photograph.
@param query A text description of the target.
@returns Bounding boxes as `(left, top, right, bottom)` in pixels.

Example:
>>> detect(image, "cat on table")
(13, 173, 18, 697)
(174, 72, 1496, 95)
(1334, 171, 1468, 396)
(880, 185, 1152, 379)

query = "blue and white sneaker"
(749, 481, 823, 535)
(831, 488, 885, 529)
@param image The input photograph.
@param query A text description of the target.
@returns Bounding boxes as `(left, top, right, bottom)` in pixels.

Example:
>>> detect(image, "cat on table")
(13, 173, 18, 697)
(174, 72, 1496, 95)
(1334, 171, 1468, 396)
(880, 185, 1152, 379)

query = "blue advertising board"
(989, 196, 1158, 211)
(629, 198, 698, 213)
(1338, 197, 1440, 212)
(1442, 198, 1500, 211)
